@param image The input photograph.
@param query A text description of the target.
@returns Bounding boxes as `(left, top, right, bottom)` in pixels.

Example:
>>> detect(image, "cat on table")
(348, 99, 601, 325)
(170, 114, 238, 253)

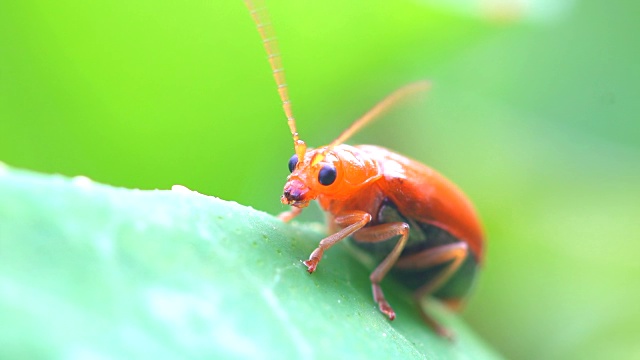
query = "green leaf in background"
(0, 165, 500, 359)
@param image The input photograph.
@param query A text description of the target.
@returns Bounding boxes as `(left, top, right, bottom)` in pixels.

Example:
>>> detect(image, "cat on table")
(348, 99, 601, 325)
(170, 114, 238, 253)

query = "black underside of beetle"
(349, 200, 479, 301)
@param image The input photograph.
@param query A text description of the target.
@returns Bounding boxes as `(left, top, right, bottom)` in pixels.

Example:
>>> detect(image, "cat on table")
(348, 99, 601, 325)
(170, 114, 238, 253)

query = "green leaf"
(0, 165, 500, 359)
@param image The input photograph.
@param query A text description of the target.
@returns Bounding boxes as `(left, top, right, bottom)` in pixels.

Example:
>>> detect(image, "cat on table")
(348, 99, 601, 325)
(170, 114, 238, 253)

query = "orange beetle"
(245, 0, 484, 337)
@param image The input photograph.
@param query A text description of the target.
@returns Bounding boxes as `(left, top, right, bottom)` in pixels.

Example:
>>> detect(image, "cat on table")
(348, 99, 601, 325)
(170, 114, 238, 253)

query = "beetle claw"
(303, 258, 318, 273)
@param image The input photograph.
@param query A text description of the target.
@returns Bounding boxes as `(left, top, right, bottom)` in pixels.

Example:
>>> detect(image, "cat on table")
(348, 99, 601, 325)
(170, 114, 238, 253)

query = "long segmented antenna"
(311, 80, 431, 165)
(245, 0, 307, 160)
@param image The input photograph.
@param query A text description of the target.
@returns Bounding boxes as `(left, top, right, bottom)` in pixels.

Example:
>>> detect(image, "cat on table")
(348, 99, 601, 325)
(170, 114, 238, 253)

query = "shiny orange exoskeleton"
(245, 0, 484, 337)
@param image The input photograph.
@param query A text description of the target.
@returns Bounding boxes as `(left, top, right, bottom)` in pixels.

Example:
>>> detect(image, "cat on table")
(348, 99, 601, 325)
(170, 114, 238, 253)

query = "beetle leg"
(395, 242, 468, 339)
(277, 206, 303, 222)
(304, 211, 371, 273)
(351, 222, 410, 321)
(395, 242, 468, 294)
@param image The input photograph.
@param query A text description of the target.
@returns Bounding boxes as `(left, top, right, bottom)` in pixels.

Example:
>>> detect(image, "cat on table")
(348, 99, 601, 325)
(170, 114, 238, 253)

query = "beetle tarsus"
(372, 283, 396, 320)
(376, 296, 396, 320)
(416, 302, 456, 340)
(379, 303, 396, 321)
(437, 327, 455, 341)
(304, 247, 324, 273)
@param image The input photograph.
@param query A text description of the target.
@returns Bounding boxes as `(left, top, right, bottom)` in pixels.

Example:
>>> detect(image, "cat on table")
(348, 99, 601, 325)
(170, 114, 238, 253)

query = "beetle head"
(281, 144, 381, 207)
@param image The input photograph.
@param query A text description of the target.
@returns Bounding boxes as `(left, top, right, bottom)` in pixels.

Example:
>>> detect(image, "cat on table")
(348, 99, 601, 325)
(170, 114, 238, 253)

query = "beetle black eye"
(318, 164, 337, 186)
(288, 154, 298, 173)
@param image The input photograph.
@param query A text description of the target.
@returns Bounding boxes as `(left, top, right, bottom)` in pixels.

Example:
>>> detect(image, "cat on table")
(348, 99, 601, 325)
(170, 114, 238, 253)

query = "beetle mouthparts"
(281, 194, 310, 208)
(280, 194, 293, 205)
(283, 182, 305, 201)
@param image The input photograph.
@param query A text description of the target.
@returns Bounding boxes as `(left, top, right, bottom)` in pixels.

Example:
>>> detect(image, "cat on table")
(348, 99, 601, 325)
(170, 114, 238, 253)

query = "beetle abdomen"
(349, 201, 479, 301)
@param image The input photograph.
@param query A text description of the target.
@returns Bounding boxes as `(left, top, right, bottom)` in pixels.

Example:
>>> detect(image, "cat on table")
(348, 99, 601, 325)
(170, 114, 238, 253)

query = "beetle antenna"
(311, 80, 431, 165)
(245, 0, 307, 160)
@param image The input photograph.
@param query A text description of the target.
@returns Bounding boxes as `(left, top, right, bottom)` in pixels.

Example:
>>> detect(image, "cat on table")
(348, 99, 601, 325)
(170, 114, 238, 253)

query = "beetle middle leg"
(351, 222, 410, 321)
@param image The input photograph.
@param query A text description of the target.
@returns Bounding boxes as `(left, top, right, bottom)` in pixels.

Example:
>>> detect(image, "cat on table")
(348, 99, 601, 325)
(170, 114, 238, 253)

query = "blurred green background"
(1, 0, 638, 358)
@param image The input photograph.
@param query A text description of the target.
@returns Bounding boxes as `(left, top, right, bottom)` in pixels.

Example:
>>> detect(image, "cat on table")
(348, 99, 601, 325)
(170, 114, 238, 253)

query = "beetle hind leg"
(352, 222, 410, 321)
(395, 242, 469, 339)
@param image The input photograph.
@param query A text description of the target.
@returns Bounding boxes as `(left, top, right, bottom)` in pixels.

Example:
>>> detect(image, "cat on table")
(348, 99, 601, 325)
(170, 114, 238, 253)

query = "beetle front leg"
(277, 206, 303, 222)
(304, 211, 371, 273)
(352, 222, 410, 321)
